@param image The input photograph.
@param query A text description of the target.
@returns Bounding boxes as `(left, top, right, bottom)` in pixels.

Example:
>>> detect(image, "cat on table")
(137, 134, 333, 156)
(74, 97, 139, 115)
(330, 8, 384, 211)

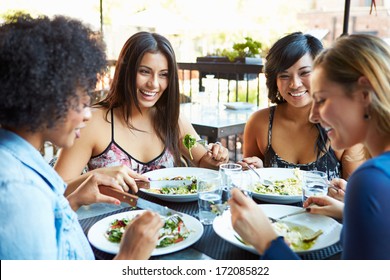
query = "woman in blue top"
(0, 13, 163, 260)
(240, 32, 366, 187)
(229, 34, 390, 260)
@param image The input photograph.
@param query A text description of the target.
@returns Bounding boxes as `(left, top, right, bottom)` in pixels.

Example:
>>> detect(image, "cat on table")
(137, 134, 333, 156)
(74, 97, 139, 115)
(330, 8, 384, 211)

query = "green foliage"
(212, 37, 263, 62)
(0, 10, 33, 23)
(232, 37, 262, 58)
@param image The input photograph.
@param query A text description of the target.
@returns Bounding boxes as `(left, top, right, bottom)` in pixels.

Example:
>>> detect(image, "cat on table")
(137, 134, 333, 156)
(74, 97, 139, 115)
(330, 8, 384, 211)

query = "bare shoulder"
(79, 107, 110, 141)
(246, 107, 270, 129)
(178, 113, 196, 138)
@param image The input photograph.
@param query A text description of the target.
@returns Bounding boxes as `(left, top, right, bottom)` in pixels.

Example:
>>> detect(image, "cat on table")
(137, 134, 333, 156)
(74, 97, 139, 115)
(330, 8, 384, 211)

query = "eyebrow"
(138, 65, 168, 72)
(280, 66, 312, 73)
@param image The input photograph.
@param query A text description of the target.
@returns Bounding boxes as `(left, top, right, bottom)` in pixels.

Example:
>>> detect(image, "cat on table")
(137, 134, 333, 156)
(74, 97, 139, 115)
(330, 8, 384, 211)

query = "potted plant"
(196, 37, 263, 81)
(197, 37, 263, 65)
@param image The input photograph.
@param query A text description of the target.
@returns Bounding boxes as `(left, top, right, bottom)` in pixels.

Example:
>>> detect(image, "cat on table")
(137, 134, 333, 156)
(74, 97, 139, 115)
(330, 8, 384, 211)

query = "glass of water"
(197, 173, 222, 225)
(302, 170, 328, 202)
(219, 163, 242, 203)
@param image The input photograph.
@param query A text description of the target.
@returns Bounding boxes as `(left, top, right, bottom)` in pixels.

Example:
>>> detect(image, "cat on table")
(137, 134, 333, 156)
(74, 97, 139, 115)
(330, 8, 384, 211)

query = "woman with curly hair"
(54, 31, 229, 195)
(0, 13, 163, 260)
(240, 32, 367, 200)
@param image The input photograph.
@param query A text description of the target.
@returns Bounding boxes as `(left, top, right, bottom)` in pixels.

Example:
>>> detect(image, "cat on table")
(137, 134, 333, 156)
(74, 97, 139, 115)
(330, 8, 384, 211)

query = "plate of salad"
(251, 168, 304, 203)
(87, 210, 204, 256)
(140, 167, 219, 202)
(213, 204, 341, 255)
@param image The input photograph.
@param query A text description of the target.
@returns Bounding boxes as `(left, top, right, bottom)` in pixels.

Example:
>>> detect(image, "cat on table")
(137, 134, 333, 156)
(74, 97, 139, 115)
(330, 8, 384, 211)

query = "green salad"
(253, 169, 303, 196)
(147, 176, 197, 195)
(183, 134, 197, 160)
(105, 215, 190, 248)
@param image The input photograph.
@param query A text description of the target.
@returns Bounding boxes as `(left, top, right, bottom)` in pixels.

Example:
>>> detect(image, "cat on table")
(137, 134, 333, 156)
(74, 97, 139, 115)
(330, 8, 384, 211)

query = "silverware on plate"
(268, 208, 307, 223)
(246, 165, 273, 186)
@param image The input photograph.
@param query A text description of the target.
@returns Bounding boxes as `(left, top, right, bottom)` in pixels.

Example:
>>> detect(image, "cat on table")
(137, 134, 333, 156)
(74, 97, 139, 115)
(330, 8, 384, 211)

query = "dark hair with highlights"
(97, 31, 182, 165)
(0, 13, 107, 132)
(265, 32, 323, 104)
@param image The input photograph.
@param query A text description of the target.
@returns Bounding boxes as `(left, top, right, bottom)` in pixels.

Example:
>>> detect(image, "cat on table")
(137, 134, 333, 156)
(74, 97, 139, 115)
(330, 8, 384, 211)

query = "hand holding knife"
(98, 186, 182, 217)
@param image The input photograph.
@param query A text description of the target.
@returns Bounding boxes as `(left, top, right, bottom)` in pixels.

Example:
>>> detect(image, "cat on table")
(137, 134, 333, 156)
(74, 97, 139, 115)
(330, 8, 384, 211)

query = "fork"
(268, 209, 307, 223)
(246, 164, 273, 186)
(163, 214, 181, 224)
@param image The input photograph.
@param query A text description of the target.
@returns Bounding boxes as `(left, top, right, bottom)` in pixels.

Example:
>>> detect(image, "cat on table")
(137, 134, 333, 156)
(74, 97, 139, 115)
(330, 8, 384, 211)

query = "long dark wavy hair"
(97, 32, 182, 165)
(0, 13, 107, 132)
(265, 32, 331, 159)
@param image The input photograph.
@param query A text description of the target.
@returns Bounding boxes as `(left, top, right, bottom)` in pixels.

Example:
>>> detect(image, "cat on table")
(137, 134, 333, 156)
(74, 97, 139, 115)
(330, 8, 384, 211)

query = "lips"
(289, 91, 307, 97)
(139, 89, 158, 97)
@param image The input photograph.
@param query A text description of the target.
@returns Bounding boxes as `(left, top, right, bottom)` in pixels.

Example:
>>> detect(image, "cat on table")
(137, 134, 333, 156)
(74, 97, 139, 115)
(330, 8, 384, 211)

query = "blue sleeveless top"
(264, 106, 341, 180)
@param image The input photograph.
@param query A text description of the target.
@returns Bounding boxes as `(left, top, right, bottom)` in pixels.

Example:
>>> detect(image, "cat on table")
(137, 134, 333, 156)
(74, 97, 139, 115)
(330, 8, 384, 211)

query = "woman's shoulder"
(249, 106, 271, 123)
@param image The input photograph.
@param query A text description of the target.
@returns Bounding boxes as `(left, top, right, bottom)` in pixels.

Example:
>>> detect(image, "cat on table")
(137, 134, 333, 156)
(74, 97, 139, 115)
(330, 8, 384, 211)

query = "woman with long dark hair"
(55, 31, 229, 195)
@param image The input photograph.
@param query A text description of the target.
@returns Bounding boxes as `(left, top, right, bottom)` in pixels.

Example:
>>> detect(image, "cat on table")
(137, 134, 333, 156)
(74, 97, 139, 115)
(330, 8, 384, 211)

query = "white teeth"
(290, 91, 306, 97)
(140, 90, 157, 96)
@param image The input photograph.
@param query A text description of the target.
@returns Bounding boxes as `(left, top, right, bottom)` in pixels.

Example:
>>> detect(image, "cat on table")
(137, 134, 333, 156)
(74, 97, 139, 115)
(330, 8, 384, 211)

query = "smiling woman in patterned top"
(55, 31, 229, 196)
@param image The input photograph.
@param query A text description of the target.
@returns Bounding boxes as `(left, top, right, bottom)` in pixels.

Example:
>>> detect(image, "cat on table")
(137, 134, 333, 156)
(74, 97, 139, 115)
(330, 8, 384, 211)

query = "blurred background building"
(1, 0, 388, 61)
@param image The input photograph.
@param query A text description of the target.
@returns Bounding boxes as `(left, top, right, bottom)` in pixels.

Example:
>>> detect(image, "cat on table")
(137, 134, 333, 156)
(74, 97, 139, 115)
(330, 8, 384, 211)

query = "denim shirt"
(0, 129, 94, 260)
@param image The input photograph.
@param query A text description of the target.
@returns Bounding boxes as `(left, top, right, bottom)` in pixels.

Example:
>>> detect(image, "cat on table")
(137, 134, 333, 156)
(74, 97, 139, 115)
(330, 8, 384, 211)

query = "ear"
(357, 76, 372, 106)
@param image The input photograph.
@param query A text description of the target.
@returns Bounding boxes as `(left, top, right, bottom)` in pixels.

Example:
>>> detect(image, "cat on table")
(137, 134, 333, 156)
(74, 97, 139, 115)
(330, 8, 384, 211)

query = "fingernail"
(306, 208, 311, 212)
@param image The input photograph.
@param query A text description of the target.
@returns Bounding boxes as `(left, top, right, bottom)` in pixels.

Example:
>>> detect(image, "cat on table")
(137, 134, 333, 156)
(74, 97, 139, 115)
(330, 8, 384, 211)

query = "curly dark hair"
(0, 13, 107, 132)
(265, 32, 323, 104)
(98, 31, 182, 166)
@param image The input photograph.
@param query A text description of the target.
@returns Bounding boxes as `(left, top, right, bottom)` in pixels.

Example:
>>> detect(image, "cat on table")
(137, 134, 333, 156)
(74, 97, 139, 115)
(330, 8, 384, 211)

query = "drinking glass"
(219, 163, 242, 203)
(239, 171, 256, 198)
(197, 173, 222, 225)
(302, 170, 328, 202)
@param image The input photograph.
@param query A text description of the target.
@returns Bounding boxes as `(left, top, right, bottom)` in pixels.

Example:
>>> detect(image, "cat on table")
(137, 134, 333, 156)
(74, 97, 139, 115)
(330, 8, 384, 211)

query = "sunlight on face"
(276, 53, 313, 108)
(310, 67, 367, 150)
(135, 52, 169, 109)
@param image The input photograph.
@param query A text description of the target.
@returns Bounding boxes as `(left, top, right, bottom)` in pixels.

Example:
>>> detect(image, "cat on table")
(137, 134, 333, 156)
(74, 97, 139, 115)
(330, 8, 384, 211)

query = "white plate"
(140, 167, 218, 202)
(213, 204, 342, 255)
(224, 102, 255, 110)
(251, 168, 303, 203)
(88, 210, 204, 256)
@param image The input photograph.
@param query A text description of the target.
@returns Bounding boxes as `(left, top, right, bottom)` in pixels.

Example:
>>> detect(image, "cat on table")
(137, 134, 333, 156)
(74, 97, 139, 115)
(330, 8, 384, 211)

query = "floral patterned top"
(264, 106, 341, 180)
(87, 110, 175, 174)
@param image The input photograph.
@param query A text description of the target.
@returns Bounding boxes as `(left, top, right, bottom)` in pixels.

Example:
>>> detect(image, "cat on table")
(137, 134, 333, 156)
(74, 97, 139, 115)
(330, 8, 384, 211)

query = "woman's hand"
(208, 141, 229, 164)
(303, 196, 344, 220)
(67, 173, 123, 211)
(237, 156, 264, 169)
(229, 188, 277, 254)
(327, 178, 347, 202)
(198, 141, 229, 169)
(115, 211, 164, 260)
(92, 165, 149, 194)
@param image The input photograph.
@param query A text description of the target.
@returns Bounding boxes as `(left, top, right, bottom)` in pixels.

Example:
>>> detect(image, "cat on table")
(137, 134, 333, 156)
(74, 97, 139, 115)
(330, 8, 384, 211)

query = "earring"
(364, 108, 371, 120)
(276, 91, 283, 101)
(364, 113, 371, 120)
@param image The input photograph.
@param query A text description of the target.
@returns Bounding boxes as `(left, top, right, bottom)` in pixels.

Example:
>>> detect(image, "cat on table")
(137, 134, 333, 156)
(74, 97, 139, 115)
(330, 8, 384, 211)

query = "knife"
(98, 186, 182, 217)
(136, 179, 195, 189)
